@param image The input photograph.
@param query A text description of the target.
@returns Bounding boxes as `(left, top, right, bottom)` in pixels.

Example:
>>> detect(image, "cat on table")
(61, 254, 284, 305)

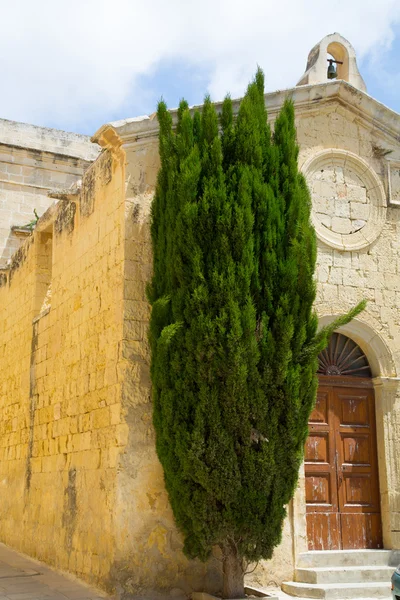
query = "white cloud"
(0, 0, 399, 132)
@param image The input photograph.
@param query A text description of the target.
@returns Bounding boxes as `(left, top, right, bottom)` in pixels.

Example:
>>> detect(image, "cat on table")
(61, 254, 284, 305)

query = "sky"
(1, 0, 400, 136)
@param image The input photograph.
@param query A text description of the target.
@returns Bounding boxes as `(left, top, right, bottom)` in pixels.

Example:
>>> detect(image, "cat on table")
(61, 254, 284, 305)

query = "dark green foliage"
(148, 71, 364, 567)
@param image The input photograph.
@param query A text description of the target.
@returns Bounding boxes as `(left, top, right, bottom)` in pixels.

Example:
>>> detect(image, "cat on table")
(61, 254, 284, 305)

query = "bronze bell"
(327, 59, 337, 79)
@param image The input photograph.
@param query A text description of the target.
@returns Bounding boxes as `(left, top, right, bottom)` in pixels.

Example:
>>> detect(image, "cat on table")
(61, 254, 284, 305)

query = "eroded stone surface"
(310, 164, 370, 234)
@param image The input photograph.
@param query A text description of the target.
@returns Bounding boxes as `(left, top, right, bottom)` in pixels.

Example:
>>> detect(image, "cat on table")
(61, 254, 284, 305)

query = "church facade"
(0, 33, 399, 598)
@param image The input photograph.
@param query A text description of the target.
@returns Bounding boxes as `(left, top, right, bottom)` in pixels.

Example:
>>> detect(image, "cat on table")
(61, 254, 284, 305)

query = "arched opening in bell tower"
(327, 41, 350, 82)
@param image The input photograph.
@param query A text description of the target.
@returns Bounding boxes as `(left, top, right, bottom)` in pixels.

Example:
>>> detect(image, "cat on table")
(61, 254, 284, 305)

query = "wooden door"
(305, 380, 382, 550)
(305, 385, 340, 549)
(336, 385, 382, 549)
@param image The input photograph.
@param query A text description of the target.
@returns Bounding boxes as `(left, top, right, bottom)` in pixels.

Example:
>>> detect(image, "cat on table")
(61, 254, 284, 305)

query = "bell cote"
(297, 33, 367, 92)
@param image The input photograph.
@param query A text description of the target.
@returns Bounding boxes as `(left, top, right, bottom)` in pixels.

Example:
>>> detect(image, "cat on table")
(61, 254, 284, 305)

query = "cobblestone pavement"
(0, 543, 112, 600)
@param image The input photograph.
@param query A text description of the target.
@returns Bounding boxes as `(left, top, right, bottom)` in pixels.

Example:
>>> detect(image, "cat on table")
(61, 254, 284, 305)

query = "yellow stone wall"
(0, 148, 125, 591)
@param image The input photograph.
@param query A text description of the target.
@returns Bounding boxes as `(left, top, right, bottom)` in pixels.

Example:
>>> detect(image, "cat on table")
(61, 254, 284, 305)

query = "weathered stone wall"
(0, 119, 99, 267)
(297, 98, 400, 555)
(0, 148, 125, 591)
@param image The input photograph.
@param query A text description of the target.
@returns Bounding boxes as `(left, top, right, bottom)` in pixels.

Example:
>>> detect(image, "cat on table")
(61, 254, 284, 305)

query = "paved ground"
(0, 543, 311, 600)
(0, 543, 112, 600)
(247, 584, 292, 600)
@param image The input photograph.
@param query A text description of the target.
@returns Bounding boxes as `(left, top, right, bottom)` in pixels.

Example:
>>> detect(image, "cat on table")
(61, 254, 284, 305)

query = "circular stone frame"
(302, 149, 387, 251)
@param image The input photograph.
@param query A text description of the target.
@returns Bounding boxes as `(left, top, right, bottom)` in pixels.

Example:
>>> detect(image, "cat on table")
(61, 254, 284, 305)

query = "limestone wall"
(0, 148, 125, 591)
(297, 99, 400, 554)
(0, 119, 99, 267)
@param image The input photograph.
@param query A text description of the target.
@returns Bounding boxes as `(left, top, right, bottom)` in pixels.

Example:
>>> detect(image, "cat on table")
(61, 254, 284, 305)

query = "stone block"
(351, 202, 370, 220)
(91, 407, 110, 430)
(331, 216, 352, 234)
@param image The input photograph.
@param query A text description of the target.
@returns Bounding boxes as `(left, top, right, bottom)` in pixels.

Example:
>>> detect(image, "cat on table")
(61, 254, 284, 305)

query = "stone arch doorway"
(305, 332, 383, 550)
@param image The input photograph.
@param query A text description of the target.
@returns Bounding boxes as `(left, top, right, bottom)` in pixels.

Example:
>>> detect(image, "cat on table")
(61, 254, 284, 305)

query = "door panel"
(306, 473, 333, 504)
(305, 433, 329, 463)
(307, 512, 340, 551)
(305, 387, 340, 549)
(305, 382, 382, 550)
(344, 474, 372, 505)
(342, 435, 370, 464)
(339, 393, 368, 425)
(341, 513, 382, 549)
(336, 388, 381, 516)
(310, 391, 329, 423)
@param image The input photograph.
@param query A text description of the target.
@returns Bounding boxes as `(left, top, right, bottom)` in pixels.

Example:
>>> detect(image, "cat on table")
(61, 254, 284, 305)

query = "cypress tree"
(148, 71, 365, 598)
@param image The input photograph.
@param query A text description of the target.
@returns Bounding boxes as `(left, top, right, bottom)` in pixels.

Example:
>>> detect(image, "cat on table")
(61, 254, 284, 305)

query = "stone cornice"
(0, 142, 94, 167)
(92, 80, 400, 150)
(0, 119, 100, 161)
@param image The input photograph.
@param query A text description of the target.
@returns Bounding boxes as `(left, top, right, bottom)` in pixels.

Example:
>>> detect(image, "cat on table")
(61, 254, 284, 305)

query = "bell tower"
(297, 32, 366, 92)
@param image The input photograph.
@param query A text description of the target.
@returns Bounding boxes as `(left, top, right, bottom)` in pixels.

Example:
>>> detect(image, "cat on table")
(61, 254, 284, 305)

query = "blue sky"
(0, 0, 399, 136)
(362, 26, 400, 115)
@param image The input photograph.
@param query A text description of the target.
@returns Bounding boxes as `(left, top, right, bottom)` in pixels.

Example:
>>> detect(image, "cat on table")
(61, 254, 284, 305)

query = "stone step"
(295, 566, 394, 584)
(281, 581, 391, 600)
(297, 550, 400, 568)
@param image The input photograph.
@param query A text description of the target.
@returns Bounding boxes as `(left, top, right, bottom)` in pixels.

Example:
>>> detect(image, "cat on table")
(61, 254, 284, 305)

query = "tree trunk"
(222, 542, 244, 599)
